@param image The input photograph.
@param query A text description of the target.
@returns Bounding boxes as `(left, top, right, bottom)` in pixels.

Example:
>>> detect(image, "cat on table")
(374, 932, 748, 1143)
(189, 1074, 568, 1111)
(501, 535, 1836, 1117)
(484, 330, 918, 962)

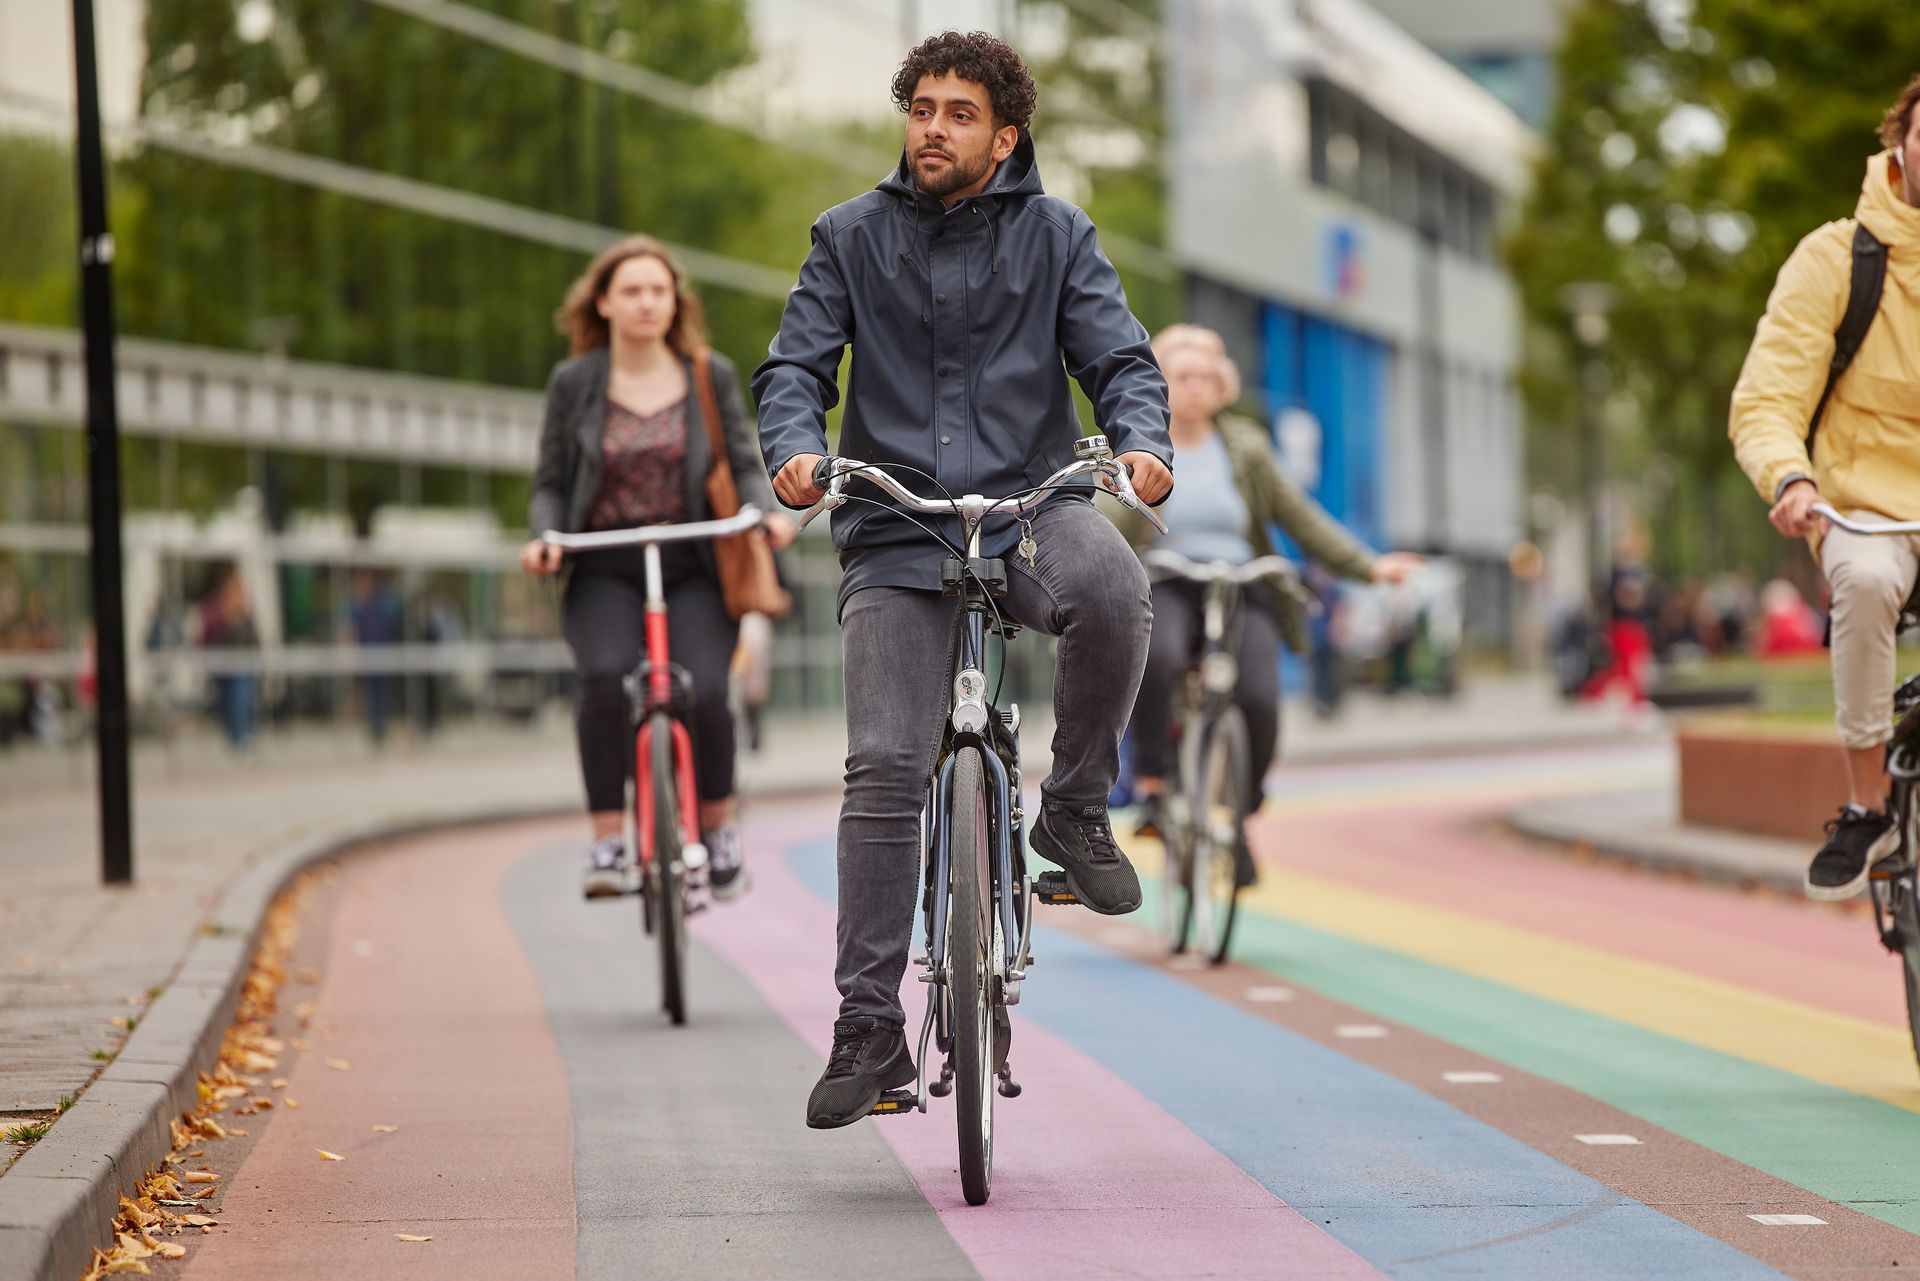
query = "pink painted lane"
(1253, 779, 1902, 1029)
(703, 814, 1384, 1281)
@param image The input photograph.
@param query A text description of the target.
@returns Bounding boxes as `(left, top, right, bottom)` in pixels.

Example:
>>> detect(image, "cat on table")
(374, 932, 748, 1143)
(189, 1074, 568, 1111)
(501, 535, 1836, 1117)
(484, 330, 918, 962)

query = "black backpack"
(1806, 224, 1888, 450)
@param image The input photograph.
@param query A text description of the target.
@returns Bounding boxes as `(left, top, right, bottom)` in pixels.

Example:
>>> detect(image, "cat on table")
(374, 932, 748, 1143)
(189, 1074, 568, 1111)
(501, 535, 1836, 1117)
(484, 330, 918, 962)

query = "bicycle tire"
(949, 745, 994, 1206)
(1191, 706, 1248, 966)
(649, 712, 688, 1027)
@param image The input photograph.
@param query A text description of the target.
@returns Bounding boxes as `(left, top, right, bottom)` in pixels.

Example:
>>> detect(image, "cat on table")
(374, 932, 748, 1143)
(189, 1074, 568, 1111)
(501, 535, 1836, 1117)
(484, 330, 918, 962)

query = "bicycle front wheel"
(647, 712, 688, 1027)
(1189, 706, 1248, 966)
(949, 745, 994, 1206)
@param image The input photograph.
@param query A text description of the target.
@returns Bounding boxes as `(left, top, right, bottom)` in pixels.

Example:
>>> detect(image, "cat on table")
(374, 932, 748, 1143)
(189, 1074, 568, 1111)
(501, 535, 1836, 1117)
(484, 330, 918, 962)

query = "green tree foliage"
(1507, 0, 1910, 575)
(118, 0, 848, 390)
(0, 133, 78, 326)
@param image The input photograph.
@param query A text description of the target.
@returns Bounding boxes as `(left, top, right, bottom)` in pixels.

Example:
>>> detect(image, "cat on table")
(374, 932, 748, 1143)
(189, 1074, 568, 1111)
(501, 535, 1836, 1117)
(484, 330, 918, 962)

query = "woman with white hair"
(1112, 325, 1421, 872)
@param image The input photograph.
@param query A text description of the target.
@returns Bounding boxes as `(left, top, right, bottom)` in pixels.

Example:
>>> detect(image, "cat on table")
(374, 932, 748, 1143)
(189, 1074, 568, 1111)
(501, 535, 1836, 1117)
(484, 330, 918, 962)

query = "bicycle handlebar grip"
(812, 455, 839, 491)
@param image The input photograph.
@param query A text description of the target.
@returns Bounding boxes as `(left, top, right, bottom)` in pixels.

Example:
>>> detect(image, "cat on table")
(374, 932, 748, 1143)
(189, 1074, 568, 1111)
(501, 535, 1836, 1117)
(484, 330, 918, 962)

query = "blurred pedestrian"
(522, 236, 794, 900)
(198, 566, 259, 750)
(1755, 579, 1825, 658)
(1730, 75, 1920, 899)
(347, 568, 402, 746)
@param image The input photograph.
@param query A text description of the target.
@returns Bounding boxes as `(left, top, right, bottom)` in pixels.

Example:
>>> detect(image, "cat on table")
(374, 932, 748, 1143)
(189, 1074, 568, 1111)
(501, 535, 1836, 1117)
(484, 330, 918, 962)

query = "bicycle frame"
(630, 539, 701, 874)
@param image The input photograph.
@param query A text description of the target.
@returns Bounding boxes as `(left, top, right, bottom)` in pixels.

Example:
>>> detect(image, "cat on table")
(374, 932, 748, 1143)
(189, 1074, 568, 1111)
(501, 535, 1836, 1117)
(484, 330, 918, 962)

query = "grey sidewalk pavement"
(1508, 781, 1808, 891)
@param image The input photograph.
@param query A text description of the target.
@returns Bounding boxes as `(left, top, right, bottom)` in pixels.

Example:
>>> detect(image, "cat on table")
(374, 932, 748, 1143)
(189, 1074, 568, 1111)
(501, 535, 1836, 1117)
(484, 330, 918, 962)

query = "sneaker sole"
(582, 870, 629, 900)
(1804, 826, 1902, 902)
(710, 866, 752, 903)
(805, 1056, 917, 1130)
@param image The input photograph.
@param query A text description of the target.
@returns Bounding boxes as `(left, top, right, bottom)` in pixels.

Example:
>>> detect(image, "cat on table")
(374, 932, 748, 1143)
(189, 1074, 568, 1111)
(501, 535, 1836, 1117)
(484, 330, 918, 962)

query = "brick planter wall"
(1677, 721, 1848, 841)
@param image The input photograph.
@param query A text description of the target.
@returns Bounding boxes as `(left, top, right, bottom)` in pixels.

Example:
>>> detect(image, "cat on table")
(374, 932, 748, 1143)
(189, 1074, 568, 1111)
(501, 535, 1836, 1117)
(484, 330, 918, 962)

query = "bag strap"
(692, 349, 739, 514)
(1807, 223, 1887, 452)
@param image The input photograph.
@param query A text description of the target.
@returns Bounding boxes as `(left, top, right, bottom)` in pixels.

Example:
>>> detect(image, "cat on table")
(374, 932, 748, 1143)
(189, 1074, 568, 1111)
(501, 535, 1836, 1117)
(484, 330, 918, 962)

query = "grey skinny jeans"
(834, 497, 1152, 1027)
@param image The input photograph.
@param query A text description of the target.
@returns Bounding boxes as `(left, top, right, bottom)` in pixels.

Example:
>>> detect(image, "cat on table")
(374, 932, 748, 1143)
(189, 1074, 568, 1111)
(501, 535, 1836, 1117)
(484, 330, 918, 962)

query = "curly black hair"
(891, 31, 1037, 138)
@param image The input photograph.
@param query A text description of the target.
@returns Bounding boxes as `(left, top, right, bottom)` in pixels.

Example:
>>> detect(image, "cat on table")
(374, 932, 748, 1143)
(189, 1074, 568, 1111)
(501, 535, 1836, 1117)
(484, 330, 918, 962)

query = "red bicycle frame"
(630, 541, 701, 872)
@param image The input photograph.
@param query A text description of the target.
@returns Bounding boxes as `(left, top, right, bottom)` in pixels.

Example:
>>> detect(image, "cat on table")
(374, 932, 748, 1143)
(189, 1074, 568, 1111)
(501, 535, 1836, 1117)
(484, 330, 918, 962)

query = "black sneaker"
(1031, 801, 1142, 915)
(1133, 792, 1167, 839)
(806, 1017, 915, 1130)
(1805, 804, 1899, 902)
(581, 834, 629, 900)
(705, 824, 750, 901)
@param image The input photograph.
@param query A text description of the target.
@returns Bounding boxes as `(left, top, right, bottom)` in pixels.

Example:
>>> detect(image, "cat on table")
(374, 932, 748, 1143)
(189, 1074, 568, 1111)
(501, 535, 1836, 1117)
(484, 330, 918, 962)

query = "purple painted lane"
(698, 814, 1385, 1281)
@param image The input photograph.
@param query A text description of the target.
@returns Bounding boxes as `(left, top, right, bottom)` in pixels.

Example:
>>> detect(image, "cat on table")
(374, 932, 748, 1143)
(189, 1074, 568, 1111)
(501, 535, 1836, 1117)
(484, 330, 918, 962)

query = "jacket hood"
(877, 133, 1044, 205)
(1855, 149, 1920, 250)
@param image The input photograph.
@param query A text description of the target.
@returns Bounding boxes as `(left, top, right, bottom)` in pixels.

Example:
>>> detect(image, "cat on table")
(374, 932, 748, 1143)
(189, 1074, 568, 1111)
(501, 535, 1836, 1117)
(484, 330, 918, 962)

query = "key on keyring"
(1017, 518, 1038, 569)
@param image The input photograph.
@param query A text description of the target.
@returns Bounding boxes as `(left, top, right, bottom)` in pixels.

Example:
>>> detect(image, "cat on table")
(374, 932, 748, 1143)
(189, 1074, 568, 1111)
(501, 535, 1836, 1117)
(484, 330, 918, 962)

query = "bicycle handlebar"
(542, 505, 768, 552)
(1812, 503, 1920, 537)
(1142, 549, 1317, 610)
(796, 434, 1169, 536)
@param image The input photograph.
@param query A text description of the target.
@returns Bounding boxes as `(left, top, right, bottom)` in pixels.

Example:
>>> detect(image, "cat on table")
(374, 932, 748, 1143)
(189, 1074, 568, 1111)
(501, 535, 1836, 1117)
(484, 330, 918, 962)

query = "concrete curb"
(0, 801, 571, 1281)
(1507, 788, 1807, 893)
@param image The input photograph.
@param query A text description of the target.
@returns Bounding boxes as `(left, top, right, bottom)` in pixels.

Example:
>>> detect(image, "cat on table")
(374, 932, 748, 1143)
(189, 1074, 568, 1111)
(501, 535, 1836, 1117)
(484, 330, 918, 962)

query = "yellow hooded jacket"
(1730, 151, 1920, 520)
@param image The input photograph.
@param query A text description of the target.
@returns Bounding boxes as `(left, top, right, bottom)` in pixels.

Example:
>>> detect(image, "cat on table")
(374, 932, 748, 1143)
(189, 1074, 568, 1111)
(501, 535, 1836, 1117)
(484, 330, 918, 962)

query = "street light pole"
(71, 0, 134, 885)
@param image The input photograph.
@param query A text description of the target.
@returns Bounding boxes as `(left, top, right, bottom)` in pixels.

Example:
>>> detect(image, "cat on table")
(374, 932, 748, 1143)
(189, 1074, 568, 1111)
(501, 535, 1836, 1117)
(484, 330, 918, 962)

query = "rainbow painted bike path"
(172, 744, 1920, 1280)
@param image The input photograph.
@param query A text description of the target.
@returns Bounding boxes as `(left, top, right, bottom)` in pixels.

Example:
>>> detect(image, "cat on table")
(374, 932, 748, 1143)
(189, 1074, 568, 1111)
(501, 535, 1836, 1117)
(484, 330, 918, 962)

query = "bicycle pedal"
(869, 1090, 918, 1116)
(1033, 871, 1080, 905)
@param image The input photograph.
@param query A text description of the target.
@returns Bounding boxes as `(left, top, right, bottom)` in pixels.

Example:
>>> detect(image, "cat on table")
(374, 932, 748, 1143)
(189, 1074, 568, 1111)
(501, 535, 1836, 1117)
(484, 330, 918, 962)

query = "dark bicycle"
(543, 506, 770, 1027)
(799, 436, 1164, 1205)
(1814, 503, 1920, 1074)
(1140, 549, 1312, 965)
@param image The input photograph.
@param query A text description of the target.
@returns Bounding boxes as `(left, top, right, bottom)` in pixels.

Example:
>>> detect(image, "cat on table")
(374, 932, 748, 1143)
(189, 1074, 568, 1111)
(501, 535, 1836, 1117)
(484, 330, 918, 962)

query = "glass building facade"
(0, 0, 1169, 762)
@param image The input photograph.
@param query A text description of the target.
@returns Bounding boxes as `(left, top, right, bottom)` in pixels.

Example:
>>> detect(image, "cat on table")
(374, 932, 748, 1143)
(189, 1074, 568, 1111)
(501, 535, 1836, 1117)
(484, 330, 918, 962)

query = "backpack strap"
(1807, 223, 1888, 452)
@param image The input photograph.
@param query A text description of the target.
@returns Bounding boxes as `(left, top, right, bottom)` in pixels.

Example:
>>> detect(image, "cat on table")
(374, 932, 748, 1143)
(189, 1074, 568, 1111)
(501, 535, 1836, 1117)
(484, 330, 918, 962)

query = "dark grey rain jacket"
(752, 137, 1171, 610)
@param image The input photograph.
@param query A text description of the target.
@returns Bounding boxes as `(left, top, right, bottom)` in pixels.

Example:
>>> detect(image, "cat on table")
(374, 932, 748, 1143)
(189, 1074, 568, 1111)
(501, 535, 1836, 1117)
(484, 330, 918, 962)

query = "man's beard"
(913, 144, 993, 199)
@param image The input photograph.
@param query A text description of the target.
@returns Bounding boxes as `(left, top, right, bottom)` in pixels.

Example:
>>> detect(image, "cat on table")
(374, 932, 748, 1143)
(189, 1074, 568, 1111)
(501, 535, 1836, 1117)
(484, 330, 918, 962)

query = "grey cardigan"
(528, 348, 778, 572)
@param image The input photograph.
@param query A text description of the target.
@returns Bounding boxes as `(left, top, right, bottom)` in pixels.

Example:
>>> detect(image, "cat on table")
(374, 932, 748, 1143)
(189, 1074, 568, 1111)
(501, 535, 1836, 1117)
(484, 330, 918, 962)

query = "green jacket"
(1108, 414, 1376, 652)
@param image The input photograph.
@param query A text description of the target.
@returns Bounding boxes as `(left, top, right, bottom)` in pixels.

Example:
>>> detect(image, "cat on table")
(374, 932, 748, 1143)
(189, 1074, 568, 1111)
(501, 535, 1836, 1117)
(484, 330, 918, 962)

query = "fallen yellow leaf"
(283, 1098, 300, 1109)
(189, 1185, 218, 1200)
(118, 1197, 157, 1229)
(181, 1171, 218, 1185)
(196, 1118, 228, 1140)
(317, 1149, 345, 1162)
(269, 1078, 289, 1090)
(395, 1233, 432, 1242)
(180, 1214, 216, 1227)
(325, 1058, 350, 1071)
(155, 1243, 186, 1261)
(372, 1124, 398, 1133)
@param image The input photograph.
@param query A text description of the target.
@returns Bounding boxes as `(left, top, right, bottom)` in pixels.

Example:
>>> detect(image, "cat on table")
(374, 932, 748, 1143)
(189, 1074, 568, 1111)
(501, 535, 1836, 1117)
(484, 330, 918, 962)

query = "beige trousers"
(1822, 510, 1920, 750)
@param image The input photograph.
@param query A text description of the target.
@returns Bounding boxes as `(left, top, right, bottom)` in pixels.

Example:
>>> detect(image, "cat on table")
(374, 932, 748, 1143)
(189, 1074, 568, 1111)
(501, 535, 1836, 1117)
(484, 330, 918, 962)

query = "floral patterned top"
(584, 396, 689, 531)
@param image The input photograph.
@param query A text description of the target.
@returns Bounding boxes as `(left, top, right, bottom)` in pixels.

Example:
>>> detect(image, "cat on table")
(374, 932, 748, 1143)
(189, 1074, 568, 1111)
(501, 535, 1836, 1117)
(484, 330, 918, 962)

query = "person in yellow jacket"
(1731, 75, 1920, 900)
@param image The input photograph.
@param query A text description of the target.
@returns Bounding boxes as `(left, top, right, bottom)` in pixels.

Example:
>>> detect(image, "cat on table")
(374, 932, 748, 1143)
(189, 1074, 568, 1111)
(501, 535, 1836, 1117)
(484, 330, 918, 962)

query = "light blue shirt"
(1155, 431, 1254, 566)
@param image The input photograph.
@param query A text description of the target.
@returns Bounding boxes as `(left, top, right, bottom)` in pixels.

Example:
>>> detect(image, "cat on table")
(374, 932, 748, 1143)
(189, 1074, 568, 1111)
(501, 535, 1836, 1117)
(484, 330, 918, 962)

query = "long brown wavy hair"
(554, 235, 707, 357)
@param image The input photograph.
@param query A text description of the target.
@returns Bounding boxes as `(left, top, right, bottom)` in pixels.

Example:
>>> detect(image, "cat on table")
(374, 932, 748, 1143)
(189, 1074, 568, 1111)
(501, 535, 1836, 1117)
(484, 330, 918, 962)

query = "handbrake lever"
(796, 455, 847, 530)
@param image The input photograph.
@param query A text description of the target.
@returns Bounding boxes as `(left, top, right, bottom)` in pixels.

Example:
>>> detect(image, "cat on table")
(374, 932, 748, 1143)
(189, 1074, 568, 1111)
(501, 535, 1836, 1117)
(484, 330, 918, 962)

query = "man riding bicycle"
(1731, 76, 1920, 901)
(753, 31, 1173, 1129)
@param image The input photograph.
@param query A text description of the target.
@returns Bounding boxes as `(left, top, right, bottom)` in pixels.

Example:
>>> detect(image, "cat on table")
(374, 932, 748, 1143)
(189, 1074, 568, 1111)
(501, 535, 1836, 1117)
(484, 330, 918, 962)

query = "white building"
(1165, 0, 1537, 638)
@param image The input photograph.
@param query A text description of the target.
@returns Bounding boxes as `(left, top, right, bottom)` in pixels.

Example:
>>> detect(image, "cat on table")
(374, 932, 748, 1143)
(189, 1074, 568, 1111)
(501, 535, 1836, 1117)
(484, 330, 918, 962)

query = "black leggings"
(1127, 577, 1282, 796)
(562, 546, 739, 813)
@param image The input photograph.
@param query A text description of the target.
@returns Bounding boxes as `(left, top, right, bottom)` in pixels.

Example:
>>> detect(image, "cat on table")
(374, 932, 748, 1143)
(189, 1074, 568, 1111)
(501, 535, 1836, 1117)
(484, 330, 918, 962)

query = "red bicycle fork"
(631, 543, 701, 872)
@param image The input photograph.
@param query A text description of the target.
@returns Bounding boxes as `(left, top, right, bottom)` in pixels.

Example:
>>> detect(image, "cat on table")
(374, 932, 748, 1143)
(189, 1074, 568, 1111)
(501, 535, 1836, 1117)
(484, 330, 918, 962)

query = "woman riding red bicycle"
(522, 236, 796, 900)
